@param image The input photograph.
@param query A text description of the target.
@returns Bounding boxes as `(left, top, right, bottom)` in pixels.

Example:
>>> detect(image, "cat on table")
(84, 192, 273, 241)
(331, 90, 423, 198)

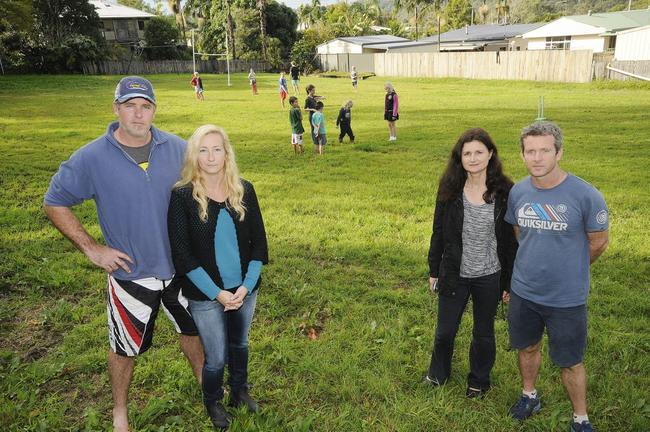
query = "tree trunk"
(257, 0, 267, 61)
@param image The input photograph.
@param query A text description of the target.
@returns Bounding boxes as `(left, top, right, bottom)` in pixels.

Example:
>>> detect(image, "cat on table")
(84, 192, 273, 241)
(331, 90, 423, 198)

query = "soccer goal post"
(191, 29, 232, 87)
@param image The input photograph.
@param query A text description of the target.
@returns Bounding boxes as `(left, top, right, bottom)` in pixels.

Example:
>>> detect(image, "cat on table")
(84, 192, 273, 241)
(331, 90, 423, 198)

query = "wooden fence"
(82, 59, 271, 75)
(373, 50, 595, 83)
(603, 60, 650, 80)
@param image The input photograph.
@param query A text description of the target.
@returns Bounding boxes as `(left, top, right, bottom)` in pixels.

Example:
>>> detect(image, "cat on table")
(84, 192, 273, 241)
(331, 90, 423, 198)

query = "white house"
(369, 23, 543, 53)
(521, 8, 650, 53)
(615, 24, 650, 60)
(90, 0, 155, 44)
(316, 35, 411, 54)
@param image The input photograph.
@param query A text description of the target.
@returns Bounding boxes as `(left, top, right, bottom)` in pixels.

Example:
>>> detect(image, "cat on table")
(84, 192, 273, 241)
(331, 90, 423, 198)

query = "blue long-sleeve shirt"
(44, 122, 186, 280)
(187, 208, 262, 299)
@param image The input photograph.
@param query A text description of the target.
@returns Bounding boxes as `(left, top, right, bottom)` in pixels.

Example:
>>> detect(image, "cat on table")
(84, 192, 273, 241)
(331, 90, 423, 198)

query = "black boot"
(206, 401, 231, 430)
(229, 385, 260, 413)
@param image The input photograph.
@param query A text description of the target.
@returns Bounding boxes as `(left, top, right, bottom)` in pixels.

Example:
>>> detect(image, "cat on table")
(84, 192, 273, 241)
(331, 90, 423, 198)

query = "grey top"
(118, 141, 151, 166)
(460, 193, 500, 278)
(505, 174, 609, 307)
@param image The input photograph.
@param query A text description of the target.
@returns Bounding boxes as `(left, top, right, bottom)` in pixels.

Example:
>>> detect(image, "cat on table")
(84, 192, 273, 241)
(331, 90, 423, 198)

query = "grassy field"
(1, 72, 649, 432)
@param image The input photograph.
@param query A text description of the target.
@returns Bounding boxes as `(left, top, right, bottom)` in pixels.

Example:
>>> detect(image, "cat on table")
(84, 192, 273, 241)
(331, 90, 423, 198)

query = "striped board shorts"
(107, 275, 198, 357)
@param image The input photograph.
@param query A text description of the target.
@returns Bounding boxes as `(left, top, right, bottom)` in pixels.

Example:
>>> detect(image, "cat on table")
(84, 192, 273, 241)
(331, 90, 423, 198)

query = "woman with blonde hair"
(168, 124, 268, 429)
(384, 82, 399, 141)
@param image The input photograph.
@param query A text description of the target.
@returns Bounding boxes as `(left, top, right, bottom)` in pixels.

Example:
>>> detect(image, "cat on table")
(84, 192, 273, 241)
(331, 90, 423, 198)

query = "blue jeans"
(189, 290, 257, 405)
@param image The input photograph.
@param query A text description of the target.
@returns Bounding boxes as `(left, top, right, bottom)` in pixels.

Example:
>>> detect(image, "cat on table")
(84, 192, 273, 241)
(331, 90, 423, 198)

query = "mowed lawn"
(1, 73, 649, 432)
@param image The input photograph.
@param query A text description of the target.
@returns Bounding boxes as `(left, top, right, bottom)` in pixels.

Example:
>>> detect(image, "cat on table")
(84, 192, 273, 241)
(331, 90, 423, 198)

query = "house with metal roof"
(350, 24, 543, 53)
(90, 0, 155, 44)
(316, 35, 411, 54)
(521, 8, 650, 53)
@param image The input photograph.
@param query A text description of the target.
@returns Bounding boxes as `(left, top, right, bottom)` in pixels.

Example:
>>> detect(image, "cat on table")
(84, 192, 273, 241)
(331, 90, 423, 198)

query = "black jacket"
(427, 190, 517, 297)
(167, 180, 269, 301)
(336, 107, 351, 126)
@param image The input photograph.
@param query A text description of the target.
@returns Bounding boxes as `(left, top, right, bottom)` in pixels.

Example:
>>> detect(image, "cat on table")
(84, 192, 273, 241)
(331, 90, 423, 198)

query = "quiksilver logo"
(517, 203, 568, 231)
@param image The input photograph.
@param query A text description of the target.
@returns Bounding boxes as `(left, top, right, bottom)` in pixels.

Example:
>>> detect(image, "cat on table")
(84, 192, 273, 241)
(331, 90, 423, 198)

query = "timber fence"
(82, 59, 271, 75)
(318, 51, 595, 82)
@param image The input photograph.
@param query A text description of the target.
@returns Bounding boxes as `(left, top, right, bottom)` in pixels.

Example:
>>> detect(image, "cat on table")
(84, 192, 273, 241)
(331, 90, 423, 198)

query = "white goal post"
(191, 29, 232, 87)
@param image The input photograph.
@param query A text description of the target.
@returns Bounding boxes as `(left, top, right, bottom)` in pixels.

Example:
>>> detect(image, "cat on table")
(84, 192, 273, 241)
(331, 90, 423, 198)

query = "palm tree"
(257, 0, 267, 60)
(478, 1, 489, 23)
(168, 0, 186, 36)
(495, 0, 509, 25)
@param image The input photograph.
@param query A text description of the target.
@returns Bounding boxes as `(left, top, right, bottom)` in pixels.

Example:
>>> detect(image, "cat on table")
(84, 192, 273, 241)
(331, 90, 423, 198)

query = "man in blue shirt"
(44, 76, 204, 432)
(505, 121, 609, 432)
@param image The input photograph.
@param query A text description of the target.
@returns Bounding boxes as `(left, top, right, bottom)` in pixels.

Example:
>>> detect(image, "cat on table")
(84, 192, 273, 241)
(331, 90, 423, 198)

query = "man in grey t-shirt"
(505, 122, 608, 432)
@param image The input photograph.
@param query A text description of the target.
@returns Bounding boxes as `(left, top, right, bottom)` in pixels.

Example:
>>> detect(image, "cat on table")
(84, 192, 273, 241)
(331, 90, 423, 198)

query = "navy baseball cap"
(114, 76, 156, 104)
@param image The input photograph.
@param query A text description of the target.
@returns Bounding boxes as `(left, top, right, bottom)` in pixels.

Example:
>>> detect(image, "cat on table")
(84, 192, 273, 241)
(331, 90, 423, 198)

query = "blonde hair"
(341, 99, 353, 109)
(175, 124, 246, 221)
(384, 82, 395, 92)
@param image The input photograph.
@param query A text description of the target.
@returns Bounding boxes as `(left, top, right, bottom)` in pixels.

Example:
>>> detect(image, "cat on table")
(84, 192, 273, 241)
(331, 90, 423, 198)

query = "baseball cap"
(114, 76, 156, 104)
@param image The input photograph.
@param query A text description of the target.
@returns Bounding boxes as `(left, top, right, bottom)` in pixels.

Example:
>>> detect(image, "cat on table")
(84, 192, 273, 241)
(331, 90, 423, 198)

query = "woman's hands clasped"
(216, 286, 249, 311)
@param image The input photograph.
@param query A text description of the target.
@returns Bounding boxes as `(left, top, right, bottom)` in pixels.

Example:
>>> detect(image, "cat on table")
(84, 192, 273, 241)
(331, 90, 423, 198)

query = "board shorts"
(107, 275, 198, 357)
(316, 134, 327, 146)
(291, 79, 299, 87)
(280, 89, 288, 100)
(508, 291, 587, 368)
(195, 86, 203, 94)
(291, 133, 303, 145)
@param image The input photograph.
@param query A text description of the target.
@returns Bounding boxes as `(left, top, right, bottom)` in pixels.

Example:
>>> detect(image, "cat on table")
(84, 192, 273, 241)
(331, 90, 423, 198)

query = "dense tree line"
(0, 0, 646, 73)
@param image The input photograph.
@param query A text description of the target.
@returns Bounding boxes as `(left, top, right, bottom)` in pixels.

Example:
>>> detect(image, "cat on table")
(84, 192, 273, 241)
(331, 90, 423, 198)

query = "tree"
(28, 0, 105, 72)
(119, 0, 156, 14)
(33, 0, 103, 46)
(144, 16, 186, 59)
(168, 0, 187, 36)
(444, 0, 472, 29)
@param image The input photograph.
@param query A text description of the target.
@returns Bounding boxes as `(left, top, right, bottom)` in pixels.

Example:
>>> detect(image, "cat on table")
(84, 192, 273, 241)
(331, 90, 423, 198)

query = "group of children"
(288, 84, 356, 156)
(190, 67, 399, 155)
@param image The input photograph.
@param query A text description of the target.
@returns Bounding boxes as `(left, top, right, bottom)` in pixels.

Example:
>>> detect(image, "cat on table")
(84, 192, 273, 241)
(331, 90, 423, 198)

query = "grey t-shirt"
(505, 174, 609, 307)
(118, 141, 151, 169)
(460, 194, 500, 278)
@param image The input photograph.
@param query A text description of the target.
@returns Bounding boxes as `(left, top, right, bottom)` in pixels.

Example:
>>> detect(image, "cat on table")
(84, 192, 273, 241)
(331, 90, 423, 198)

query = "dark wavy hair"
(437, 128, 513, 203)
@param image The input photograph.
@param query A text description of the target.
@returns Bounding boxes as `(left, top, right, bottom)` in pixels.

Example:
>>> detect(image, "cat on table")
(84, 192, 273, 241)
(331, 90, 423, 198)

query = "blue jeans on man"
(189, 290, 257, 405)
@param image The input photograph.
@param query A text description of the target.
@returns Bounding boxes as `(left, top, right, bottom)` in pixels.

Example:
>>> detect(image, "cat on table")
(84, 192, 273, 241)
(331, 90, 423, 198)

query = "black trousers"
(338, 123, 354, 142)
(427, 271, 501, 390)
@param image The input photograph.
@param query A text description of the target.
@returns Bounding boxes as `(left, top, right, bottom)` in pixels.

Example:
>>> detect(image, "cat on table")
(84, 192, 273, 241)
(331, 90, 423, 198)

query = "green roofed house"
(521, 8, 650, 53)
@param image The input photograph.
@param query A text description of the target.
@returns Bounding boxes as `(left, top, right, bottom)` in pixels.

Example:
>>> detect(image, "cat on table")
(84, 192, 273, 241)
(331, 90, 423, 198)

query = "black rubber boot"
(229, 385, 260, 413)
(206, 401, 231, 430)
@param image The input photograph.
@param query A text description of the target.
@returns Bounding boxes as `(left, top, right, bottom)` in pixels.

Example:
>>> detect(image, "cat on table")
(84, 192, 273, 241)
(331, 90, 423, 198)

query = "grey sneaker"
(509, 394, 541, 421)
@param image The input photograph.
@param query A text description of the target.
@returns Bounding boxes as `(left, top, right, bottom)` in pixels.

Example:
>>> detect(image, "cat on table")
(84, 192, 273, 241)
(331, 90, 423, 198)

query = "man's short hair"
(289, 96, 298, 104)
(520, 121, 563, 153)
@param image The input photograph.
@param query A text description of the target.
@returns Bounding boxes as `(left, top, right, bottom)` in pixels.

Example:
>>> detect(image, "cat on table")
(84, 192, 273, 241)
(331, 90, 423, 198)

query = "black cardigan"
(427, 190, 517, 297)
(167, 180, 269, 301)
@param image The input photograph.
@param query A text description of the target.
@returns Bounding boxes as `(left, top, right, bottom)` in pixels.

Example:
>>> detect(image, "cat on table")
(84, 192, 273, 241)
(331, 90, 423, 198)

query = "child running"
(312, 101, 327, 155)
(279, 72, 288, 107)
(190, 71, 205, 101)
(248, 68, 258, 95)
(288, 96, 304, 155)
(336, 100, 355, 144)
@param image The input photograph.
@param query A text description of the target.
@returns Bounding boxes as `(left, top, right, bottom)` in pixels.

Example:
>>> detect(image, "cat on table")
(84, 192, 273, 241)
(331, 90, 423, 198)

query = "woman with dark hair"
(425, 127, 517, 398)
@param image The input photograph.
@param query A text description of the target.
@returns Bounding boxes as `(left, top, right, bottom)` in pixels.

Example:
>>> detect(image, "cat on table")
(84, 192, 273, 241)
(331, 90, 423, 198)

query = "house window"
(545, 36, 571, 50)
(607, 36, 616, 51)
(138, 20, 145, 31)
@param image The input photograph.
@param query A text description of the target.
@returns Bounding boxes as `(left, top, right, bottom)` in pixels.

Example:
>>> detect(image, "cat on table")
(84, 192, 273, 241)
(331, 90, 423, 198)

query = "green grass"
(1, 73, 649, 431)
